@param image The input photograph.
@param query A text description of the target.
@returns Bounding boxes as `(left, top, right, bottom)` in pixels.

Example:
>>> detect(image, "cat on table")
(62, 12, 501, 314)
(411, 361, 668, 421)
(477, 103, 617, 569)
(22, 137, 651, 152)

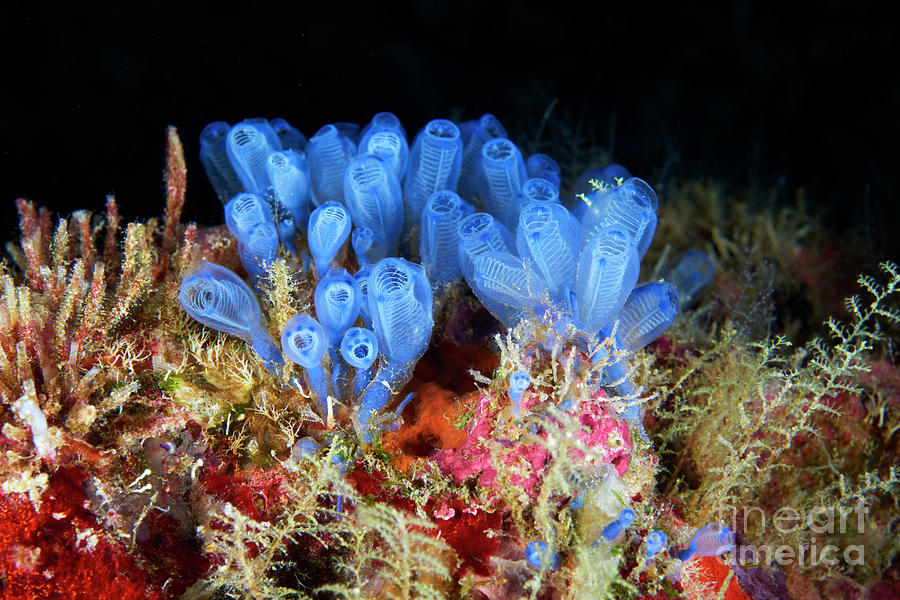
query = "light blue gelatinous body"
(179, 260, 262, 337)
(458, 113, 507, 199)
(292, 437, 319, 461)
(314, 268, 363, 346)
(273, 215, 298, 255)
(661, 249, 716, 308)
(568, 163, 632, 220)
(341, 327, 378, 397)
(646, 530, 668, 559)
(504, 177, 560, 230)
(457, 213, 527, 327)
(270, 117, 308, 152)
(340, 327, 378, 369)
(676, 523, 734, 562)
(601, 507, 636, 542)
(199, 121, 243, 203)
(368, 258, 433, 364)
(178, 260, 282, 371)
(478, 137, 527, 219)
(615, 282, 680, 352)
(472, 252, 534, 308)
(351, 226, 382, 267)
(266, 150, 312, 232)
(525, 153, 562, 189)
(571, 164, 632, 201)
(358, 112, 409, 179)
(575, 228, 640, 330)
(308, 201, 352, 277)
(343, 154, 403, 252)
(281, 314, 328, 368)
(238, 222, 278, 282)
(470, 251, 541, 329)
(457, 212, 515, 281)
(306, 124, 357, 206)
(516, 202, 579, 302)
(244, 117, 282, 148)
(226, 119, 282, 197)
(356, 258, 433, 438)
(334, 122, 361, 145)
(360, 111, 406, 141)
(224, 192, 279, 282)
(420, 190, 474, 285)
(314, 268, 363, 401)
(404, 119, 463, 226)
(581, 177, 658, 258)
(225, 192, 275, 243)
(525, 541, 559, 570)
(281, 314, 331, 411)
(508, 370, 530, 415)
(354, 265, 372, 328)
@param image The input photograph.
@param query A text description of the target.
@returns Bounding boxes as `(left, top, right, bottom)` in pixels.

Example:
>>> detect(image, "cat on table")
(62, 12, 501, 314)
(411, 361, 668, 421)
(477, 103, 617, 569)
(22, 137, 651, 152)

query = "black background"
(2, 1, 898, 260)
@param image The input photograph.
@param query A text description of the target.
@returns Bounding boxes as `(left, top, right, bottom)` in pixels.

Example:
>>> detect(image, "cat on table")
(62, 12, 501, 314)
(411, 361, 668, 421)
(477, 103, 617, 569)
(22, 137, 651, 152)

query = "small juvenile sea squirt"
(525, 541, 560, 570)
(646, 530, 668, 559)
(508, 370, 530, 415)
(661, 249, 716, 309)
(601, 507, 636, 542)
(340, 327, 378, 397)
(676, 523, 734, 562)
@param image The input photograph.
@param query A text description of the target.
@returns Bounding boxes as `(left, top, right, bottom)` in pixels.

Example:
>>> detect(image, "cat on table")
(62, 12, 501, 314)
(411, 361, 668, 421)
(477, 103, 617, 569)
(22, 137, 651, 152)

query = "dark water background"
(2, 1, 897, 261)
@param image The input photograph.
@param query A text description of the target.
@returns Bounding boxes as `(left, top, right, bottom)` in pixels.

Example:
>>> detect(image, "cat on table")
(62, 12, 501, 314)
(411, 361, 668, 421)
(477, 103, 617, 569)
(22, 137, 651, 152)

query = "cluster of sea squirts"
(179, 111, 725, 563)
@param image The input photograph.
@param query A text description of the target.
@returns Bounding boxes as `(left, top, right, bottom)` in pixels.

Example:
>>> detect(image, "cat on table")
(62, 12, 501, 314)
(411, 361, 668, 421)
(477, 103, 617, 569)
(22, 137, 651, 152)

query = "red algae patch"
(200, 461, 288, 521)
(0, 468, 182, 600)
(683, 555, 752, 600)
(430, 498, 502, 577)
